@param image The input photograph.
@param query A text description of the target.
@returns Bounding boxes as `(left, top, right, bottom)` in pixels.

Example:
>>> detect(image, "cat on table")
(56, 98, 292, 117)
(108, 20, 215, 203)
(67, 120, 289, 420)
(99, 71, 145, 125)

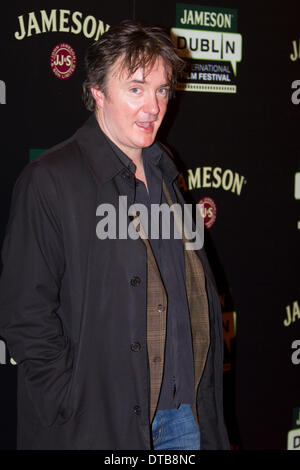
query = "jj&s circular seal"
(50, 43, 77, 79)
(198, 197, 217, 229)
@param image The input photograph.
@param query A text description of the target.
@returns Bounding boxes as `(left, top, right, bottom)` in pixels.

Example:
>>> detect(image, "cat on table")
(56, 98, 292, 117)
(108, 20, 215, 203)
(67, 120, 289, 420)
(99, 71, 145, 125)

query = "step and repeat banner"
(0, 0, 299, 450)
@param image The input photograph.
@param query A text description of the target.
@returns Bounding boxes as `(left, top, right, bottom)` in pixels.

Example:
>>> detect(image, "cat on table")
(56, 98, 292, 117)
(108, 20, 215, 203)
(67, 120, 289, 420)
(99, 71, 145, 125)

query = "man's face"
(92, 56, 170, 160)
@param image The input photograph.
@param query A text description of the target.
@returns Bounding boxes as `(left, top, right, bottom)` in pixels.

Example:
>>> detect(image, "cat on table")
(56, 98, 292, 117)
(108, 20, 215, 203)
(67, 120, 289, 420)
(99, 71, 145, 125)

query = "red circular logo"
(198, 197, 217, 229)
(50, 43, 76, 79)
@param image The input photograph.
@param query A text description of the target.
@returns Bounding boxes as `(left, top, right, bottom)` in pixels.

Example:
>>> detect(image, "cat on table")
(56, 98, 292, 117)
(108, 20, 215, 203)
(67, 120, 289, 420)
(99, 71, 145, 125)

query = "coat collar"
(75, 114, 179, 185)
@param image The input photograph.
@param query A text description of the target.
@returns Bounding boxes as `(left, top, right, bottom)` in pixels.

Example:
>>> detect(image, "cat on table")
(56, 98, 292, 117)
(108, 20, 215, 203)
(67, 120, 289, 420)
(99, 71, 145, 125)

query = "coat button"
(157, 304, 165, 313)
(130, 342, 141, 352)
(133, 405, 141, 415)
(130, 276, 141, 287)
(122, 170, 131, 179)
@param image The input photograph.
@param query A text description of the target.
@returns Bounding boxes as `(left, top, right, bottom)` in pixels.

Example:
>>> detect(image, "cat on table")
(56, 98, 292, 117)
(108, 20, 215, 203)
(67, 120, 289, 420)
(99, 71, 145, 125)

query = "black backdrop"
(0, 0, 299, 450)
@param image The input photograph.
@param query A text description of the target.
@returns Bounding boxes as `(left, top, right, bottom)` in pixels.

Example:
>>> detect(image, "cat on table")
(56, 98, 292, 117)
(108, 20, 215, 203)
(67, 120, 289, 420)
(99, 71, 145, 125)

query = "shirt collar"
(106, 136, 179, 184)
(76, 114, 179, 185)
(105, 134, 163, 174)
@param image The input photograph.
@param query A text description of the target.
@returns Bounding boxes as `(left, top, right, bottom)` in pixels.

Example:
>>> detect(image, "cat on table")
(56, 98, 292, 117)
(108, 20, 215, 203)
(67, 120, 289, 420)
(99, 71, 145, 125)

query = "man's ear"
(91, 86, 104, 109)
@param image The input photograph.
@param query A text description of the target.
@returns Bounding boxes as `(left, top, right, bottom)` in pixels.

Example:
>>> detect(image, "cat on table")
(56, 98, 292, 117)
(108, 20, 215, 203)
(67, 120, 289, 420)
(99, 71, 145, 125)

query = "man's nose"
(144, 92, 160, 115)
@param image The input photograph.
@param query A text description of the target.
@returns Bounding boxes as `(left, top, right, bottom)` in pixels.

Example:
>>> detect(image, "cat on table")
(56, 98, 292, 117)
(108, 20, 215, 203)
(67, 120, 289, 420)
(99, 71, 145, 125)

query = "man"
(0, 20, 229, 450)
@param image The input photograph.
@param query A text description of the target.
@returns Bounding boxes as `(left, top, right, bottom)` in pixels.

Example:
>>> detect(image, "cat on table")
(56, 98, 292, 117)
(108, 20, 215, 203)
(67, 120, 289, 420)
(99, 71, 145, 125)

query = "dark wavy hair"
(82, 20, 184, 111)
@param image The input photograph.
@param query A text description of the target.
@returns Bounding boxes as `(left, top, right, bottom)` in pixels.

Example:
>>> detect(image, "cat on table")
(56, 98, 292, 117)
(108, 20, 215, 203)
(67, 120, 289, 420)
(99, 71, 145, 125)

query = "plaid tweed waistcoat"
(134, 180, 210, 423)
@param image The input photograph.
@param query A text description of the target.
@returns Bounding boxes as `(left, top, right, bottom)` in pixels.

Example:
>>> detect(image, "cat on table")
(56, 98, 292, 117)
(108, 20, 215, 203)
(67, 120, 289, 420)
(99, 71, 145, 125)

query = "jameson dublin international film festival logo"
(171, 3, 242, 93)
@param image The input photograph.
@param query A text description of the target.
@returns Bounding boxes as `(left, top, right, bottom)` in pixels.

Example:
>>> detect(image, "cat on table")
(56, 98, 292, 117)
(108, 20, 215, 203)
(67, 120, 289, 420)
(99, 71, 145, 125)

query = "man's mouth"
(135, 121, 155, 131)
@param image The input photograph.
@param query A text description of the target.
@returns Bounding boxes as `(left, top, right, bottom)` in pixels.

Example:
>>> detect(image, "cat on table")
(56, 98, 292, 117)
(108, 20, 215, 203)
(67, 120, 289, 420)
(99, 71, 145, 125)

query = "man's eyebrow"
(127, 79, 145, 85)
(127, 79, 170, 87)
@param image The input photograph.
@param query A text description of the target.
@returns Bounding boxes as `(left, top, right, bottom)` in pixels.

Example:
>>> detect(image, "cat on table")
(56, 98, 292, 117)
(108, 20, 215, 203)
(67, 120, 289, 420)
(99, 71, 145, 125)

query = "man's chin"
(136, 134, 157, 149)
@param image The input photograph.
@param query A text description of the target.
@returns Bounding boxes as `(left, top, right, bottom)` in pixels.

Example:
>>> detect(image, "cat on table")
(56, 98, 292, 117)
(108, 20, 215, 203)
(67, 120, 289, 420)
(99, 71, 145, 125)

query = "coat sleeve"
(0, 161, 74, 427)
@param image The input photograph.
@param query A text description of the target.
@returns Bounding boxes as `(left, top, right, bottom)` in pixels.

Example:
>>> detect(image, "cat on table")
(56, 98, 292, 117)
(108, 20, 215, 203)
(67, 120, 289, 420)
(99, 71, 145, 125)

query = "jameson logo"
(178, 5, 236, 31)
(171, 3, 242, 93)
(186, 166, 246, 196)
(14, 9, 110, 41)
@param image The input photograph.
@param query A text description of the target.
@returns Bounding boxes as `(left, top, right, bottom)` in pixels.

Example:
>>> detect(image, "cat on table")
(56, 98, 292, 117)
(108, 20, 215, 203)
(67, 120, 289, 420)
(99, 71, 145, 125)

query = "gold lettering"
(284, 305, 292, 327)
(188, 168, 200, 190)
(187, 10, 194, 24)
(14, 9, 110, 41)
(284, 301, 300, 327)
(83, 16, 97, 39)
(290, 40, 299, 61)
(231, 173, 245, 195)
(222, 169, 233, 190)
(187, 166, 245, 195)
(60, 10, 70, 33)
(212, 167, 222, 188)
(204, 11, 210, 26)
(27, 12, 41, 37)
(210, 12, 217, 28)
(180, 9, 188, 24)
(194, 11, 204, 25)
(15, 15, 26, 40)
(41, 10, 57, 33)
(202, 166, 212, 187)
(71, 11, 82, 34)
(95, 20, 110, 41)
(292, 301, 300, 322)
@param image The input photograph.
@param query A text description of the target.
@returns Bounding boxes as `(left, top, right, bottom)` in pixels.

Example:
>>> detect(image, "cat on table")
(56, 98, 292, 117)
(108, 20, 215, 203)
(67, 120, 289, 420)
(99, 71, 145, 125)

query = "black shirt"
(106, 136, 194, 410)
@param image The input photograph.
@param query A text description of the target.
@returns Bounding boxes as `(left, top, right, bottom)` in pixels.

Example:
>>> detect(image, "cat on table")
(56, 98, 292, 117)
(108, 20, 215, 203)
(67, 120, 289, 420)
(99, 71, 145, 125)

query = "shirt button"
(157, 304, 165, 313)
(133, 405, 141, 415)
(153, 356, 161, 363)
(130, 276, 141, 287)
(130, 342, 141, 352)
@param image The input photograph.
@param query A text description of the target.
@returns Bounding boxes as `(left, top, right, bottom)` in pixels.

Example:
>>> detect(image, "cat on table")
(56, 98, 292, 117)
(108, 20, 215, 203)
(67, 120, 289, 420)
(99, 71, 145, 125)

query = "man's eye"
(158, 88, 169, 96)
(130, 88, 141, 94)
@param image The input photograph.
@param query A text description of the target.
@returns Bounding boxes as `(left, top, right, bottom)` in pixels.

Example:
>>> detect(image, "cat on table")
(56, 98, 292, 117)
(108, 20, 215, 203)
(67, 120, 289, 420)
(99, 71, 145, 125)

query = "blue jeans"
(152, 404, 201, 450)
